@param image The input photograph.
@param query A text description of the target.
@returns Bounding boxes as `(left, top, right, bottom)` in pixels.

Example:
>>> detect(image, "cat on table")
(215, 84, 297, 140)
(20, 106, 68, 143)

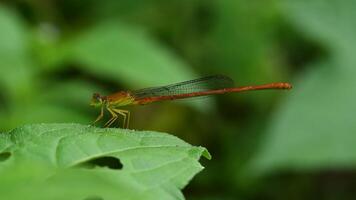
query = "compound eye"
(92, 93, 102, 102)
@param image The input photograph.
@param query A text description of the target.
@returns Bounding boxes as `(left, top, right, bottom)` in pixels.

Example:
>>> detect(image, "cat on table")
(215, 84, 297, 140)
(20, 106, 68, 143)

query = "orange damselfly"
(90, 75, 292, 128)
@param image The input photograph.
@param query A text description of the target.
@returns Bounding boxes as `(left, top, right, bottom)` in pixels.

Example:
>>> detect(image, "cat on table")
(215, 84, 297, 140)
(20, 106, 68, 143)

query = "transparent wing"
(132, 75, 234, 99)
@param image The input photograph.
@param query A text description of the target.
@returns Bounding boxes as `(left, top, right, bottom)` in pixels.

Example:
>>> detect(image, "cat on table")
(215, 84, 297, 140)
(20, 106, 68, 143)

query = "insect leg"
(105, 107, 118, 127)
(112, 109, 128, 129)
(93, 106, 104, 124)
(121, 110, 130, 129)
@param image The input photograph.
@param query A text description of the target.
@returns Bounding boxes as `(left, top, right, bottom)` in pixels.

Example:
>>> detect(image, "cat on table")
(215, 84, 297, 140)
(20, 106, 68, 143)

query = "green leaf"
(248, 0, 356, 175)
(66, 22, 196, 88)
(0, 162, 122, 200)
(0, 123, 210, 200)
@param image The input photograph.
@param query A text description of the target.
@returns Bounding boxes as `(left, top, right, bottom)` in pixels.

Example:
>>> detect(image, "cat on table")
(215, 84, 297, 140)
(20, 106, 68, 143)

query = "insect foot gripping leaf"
(0, 123, 211, 200)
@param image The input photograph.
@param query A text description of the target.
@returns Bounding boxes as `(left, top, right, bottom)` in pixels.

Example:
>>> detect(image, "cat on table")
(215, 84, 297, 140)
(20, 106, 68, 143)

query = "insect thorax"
(107, 92, 135, 107)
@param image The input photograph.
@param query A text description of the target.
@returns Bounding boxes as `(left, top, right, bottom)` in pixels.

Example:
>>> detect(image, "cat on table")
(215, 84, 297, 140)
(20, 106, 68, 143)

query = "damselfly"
(90, 75, 292, 128)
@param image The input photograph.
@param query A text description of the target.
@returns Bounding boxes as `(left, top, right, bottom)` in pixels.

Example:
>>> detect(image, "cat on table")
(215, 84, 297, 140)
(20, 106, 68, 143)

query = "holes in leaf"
(79, 156, 123, 170)
(0, 152, 11, 162)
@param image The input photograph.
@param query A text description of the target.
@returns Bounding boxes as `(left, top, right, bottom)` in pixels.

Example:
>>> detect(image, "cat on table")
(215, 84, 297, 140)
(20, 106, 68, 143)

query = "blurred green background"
(1, 0, 356, 199)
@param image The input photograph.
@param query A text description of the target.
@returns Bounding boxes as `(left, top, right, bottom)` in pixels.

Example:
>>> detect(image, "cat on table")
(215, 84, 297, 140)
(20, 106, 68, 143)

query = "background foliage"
(1, 0, 356, 199)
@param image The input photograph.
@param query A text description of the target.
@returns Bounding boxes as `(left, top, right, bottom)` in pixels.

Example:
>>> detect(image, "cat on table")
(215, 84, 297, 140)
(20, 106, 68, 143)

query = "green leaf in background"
(57, 21, 212, 111)
(0, 5, 34, 101)
(282, 0, 356, 66)
(248, 0, 356, 175)
(0, 5, 93, 130)
(38, 80, 105, 107)
(212, 0, 285, 83)
(249, 63, 356, 174)
(0, 80, 101, 130)
(0, 123, 210, 200)
(66, 22, 196, 88)
(210, 0, 288, 110)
